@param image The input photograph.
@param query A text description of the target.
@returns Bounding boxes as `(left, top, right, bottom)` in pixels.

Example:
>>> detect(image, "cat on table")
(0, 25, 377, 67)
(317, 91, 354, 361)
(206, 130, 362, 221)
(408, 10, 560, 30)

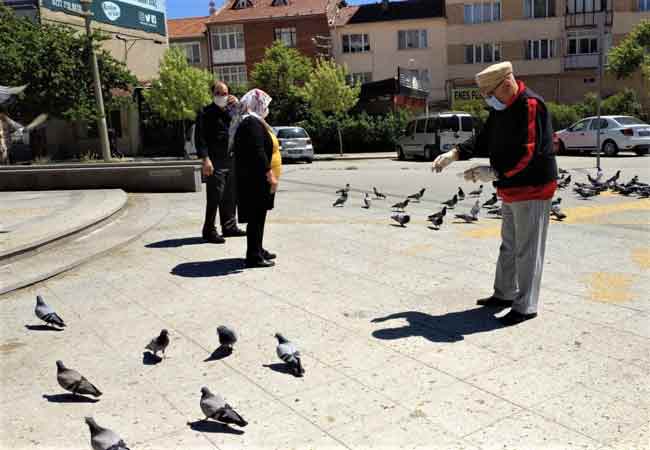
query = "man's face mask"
(485, 95, 506, 111)
(214, 95, 228, 108)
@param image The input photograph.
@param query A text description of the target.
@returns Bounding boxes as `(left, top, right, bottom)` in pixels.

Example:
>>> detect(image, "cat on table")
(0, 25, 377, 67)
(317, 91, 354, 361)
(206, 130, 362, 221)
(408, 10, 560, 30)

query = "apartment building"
(168, 16, 211, 70)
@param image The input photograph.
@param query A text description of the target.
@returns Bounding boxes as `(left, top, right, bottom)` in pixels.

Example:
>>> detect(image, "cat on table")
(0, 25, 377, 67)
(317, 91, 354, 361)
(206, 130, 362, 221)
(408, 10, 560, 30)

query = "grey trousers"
(493, 199, 551, 315)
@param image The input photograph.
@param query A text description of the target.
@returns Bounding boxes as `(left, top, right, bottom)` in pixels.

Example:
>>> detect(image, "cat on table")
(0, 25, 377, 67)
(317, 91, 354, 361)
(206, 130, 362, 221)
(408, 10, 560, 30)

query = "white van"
(396, 112, 475, 161)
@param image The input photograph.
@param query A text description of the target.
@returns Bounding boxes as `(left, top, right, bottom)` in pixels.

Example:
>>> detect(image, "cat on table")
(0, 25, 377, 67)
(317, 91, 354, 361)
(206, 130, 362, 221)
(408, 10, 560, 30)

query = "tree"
(607, 20, 650, 81)
(0, 5, 136, 122)
(250, 41, 312, 124)
(300, 58, 360, 154)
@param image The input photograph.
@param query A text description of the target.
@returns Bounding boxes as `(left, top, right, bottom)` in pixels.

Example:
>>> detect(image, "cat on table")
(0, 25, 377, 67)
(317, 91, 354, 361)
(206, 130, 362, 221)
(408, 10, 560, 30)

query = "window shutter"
(398, 31, 405, 49)
(525, 40, 531, 59)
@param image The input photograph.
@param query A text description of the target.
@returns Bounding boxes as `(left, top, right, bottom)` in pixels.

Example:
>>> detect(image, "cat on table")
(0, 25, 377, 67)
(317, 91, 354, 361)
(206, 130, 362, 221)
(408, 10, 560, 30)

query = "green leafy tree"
(300, 58, 360, 154)
(250, 41, 312, 124)
(607, 20, 650, 81)
(0, 5, 135, 122)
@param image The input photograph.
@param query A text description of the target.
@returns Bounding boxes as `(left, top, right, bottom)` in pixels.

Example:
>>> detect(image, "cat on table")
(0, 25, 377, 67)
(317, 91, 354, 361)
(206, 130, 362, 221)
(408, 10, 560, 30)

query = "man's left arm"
(501, 97, 540, 178)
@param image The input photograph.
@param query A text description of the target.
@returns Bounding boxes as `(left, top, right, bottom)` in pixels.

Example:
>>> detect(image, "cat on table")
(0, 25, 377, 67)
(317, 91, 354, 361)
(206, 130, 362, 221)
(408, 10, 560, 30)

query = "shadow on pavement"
(186, 420, 245, 435)
(371, 308, 503, 342)
(145, 237, 205, 248)
(262, 363, 293, 375)
(25, 324, 64, 332)
(43, 394, 99, 403)
(142, 352, 163, 365)
(204, 346, 232, 362)
(171, 258, 244, 278)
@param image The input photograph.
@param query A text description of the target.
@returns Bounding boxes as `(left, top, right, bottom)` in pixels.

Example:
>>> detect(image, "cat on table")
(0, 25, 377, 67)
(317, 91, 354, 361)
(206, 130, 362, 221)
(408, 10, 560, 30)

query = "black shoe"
(498, 310, 537, 326)
(202, 231, 225, 244)
(223, 227, 247, 237)
(245, 259, 275, 268)
(477, 296, 514, 307)
(262, 249, 277, 260)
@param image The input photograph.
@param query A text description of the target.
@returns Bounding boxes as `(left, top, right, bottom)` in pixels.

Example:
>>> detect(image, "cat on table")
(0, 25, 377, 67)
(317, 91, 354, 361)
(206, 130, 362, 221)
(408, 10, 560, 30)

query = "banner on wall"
(42, 0, 167, 36)
(451, 87, 482, 107)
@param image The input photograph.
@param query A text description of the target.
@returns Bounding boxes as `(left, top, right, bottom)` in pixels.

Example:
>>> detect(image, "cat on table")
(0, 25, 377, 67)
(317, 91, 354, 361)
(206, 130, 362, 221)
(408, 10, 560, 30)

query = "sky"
(166, 0, 368, 18)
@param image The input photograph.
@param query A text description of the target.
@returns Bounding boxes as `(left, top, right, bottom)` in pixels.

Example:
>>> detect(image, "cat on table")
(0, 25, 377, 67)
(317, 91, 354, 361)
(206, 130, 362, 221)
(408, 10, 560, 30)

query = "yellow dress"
(268, 129, 282, 179)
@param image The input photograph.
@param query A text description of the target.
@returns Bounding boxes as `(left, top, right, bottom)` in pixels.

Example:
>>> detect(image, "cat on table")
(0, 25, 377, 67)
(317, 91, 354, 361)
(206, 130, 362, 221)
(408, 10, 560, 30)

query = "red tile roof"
(207, 0, 328, 24)
(168, 16, 209, 38)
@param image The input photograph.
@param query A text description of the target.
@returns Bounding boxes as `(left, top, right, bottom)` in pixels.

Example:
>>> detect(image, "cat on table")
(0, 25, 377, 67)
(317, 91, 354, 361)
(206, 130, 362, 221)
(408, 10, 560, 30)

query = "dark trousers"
(246, 209, 267, 261)
(203, 162, 237, 233)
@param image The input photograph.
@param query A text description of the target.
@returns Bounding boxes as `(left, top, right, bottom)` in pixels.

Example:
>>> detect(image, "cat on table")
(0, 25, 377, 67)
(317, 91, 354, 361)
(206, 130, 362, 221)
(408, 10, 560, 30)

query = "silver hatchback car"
(273, 126, 314, 163)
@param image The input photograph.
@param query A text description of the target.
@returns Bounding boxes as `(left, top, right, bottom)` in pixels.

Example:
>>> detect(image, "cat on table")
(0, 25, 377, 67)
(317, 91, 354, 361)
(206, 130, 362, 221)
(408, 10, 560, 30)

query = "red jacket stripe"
(504, 97, 537, 178)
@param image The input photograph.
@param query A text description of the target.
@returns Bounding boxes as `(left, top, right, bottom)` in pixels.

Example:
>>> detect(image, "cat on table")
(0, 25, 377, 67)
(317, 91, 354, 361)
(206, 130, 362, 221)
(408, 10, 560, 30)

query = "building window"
(464, 2, 501, 23)
(567, 0, 608, 12)
(342, 33, 370, 53)
(524, 0, 555, 18)
(171, 42, 201, 64)
(525, 39, 556, 59)
(346, 72, 372, 85)
(212, 25, 244, 51)
(398, 30, 428, 50)
(639, 0, 649, 10)
(214, 64, 248, 86)
(274, 27, 296, 47)
(567, 33, 598, 54)
(464, 43, 501, 63)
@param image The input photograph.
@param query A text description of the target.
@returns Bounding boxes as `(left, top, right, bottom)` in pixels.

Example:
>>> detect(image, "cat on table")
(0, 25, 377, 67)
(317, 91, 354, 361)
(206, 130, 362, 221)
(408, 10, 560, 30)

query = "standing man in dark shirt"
(195, 81, 246, 243)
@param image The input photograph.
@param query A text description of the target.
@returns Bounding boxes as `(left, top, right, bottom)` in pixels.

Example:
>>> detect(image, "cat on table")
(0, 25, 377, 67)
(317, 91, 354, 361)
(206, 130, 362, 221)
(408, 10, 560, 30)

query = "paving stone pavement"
(1, 156, 649, 450)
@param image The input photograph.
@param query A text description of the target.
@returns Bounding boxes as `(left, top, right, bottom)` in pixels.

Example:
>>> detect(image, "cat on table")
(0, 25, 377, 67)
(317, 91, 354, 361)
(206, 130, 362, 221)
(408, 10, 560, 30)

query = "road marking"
(583, 272, 636, 304)
(632, 248, 650, 270)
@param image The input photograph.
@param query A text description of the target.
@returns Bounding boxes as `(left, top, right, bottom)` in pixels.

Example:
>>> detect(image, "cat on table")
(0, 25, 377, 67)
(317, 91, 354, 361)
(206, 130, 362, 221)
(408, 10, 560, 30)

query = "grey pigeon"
(427, 206, 446, 222)
(551, 197, 562, 207)
(217, 325, 237, 353)
(457, 187, 465, 200)
(407, 188, 425, 202)
(558, 175, 572, 189)
(482, 193, 498, 208)
(200, 387, 248, 427)
(0, 84, 27, 105)
(442, 194, 458, 208)
(145, 329, 169, 358)
(275, 333, 304, 377)
(34, 295, 65, 328)
(470, 200, 481, 217)
(559, 168, 568, 175)
(455, 201, 480, 222)
(391, 198, 409, 211)
(588, 173, 604, 187)
(605, 170, 621, 185)
(487, 206, 502, 217)
(85, 417, 130, 450)
(575, 187, 599, 199)
(469, 185, 483, 197)
(332, 191, 348, 207)
(336, 183, 350, 195)
(550, 204, 566, 221)
(391, 213, 410, 227)
(429, 214, 444, 230)
(362, 193, 371, 209)
(56, 361, 102, 397)
(373, 187, 386, 199)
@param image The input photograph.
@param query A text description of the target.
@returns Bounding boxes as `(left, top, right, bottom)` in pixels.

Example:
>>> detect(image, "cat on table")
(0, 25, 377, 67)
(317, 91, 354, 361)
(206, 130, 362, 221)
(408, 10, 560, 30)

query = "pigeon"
(482, 193, 498, 208)
(332, 191, 348, 207)
(200, 387, 248, 427)
(470, 199, 481, 217)
(391, 213, 410, 227)
(487, 206, 502, 217)
(605, 170, 621, 185)
(587, 173, 604, 187)
(559, 168, 568, 175)
(469, 185, 484, 197)
(455, 201, 480, 222)
(56, 361, 102, 397)
(336, 183, 350, 195)
(217, 325, 237, 353)
(575, 188, 599, 199)
(34, 295, 65, 328)
(427, 207, 447, 222)
(429, 214, 444, 230)
(85, 417, 130, 450)
(625, 175, 639, 187)
(457, 187, 465, 200)
(145, 329, 169, 359)
(373, 187, 386, 199)
(558, 175, 572, 189)
(407, 188, 425, 202)
(550, 204, 566, 221)
(275, 333, 304, 377)
(0, 84, 28, 105)
(362, 193, 371, 209)
(551, 197, 562, 207)
(391, 199, 409, 211)
(441, 194, 458, 209)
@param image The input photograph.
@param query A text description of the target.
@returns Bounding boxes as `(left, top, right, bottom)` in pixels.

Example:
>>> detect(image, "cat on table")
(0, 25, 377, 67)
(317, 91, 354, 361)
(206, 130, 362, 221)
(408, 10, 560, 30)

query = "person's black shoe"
(222, 227, 247, 237)
(262, 249, 277, 260)
(245, 259, 275, 268)
(202, 231, 225, 244)
(498, 310, 537, 326)
(477, 296, 514, 307)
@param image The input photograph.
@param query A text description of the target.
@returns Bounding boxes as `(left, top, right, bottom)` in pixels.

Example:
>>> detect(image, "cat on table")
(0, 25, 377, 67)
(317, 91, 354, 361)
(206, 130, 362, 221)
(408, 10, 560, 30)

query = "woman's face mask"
(485, 95, 506, 111)
(214, 95, 228, 108)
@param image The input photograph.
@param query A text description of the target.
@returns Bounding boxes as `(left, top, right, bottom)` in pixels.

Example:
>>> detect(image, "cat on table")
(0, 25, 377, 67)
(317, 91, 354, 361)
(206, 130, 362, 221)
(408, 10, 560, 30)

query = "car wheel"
(397, 146, 405, 161)
(305, 158, 313, 164)
(602, 140, 618, 157)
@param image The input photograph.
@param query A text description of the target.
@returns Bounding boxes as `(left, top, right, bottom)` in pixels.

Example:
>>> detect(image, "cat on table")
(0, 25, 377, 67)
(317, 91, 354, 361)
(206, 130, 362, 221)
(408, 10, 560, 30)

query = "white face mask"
(214, 95, 228, 108)
(486, 95, 506, 111)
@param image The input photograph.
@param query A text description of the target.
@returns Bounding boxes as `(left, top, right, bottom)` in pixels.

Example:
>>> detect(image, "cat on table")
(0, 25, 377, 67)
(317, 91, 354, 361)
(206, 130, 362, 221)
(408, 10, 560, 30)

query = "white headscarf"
(228, 89, 273, 151)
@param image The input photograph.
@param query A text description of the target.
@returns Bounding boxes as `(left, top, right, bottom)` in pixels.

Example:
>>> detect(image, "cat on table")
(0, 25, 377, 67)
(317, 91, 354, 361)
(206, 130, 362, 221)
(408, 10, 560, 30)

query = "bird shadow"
(427, 226, 441, 231)
(262, 363, 293, 375)
(25, 324, 63, 332)
(186, 420, 245, 435)
(452, 220, 478, 225)
(145, 237, 205, 248)
(204, 346, 232, 362)
(43, 394, 99, 403)
(171, 258, 244, 278)
(371, 307, 504, 343)
(389, 224, 406, 228)
(142, 352, 163, 365)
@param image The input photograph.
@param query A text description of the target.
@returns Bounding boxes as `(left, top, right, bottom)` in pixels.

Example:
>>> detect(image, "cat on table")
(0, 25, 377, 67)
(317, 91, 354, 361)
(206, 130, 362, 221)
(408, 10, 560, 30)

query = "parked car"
(273, 126, 314, 163)
(396, 112, 475, 161)
(555, 115, 650, 156)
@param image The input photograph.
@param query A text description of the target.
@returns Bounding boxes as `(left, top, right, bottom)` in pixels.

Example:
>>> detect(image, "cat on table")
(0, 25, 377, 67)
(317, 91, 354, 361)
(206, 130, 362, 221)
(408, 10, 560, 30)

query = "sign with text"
(451, 87, 481, 107)
(43, 0, 167, 36)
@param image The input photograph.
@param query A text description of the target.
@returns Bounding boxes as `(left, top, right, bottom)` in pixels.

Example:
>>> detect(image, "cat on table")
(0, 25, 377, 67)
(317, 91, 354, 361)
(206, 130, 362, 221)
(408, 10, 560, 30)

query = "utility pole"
(79, 0, 111, 162)
(595, 6, 607, 172)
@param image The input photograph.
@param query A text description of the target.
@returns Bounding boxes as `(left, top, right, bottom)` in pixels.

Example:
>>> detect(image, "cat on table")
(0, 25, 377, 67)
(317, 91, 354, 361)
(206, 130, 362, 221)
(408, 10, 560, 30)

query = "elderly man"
(433, 61, 557, 326)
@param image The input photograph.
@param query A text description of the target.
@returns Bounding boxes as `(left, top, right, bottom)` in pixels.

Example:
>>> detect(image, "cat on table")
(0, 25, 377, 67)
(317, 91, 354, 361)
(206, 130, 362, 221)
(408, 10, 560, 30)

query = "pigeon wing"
(76, 376, 102, 397)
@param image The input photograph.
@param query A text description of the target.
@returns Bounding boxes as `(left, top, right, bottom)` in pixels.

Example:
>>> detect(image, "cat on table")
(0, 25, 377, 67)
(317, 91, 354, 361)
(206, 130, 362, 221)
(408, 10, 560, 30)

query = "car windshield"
(276, 128, 308, 139)
(438, 116, 458, 131)
(613, 116, 646, 126)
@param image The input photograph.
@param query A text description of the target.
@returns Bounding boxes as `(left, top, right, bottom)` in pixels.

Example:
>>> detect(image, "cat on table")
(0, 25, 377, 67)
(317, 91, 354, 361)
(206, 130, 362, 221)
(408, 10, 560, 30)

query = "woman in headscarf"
(232, 89, 282, 268)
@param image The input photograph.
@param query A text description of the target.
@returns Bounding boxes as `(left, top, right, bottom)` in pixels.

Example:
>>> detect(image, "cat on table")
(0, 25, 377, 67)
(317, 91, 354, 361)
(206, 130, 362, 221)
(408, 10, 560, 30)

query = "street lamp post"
(79, 0, 111, 162)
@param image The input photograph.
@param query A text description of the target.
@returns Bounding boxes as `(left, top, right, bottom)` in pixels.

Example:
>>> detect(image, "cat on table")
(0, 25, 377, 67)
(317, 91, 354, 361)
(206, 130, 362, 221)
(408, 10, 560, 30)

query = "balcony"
(564, 53, 599, 70)
(565, 9, 613, 28)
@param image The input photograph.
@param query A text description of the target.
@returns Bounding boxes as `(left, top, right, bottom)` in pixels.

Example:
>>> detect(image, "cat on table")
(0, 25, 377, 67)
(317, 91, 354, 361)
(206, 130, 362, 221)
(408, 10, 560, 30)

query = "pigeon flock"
(31, 295, 306, 448)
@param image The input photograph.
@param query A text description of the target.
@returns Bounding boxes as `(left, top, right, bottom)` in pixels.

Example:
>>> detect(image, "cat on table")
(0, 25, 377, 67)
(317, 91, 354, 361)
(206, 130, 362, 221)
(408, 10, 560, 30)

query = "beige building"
(167, 16, 211, 71)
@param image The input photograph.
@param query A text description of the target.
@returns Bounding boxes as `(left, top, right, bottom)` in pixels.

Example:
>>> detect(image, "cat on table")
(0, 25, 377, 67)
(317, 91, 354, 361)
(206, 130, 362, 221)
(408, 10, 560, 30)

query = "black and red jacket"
(457, 80, 557, 202)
